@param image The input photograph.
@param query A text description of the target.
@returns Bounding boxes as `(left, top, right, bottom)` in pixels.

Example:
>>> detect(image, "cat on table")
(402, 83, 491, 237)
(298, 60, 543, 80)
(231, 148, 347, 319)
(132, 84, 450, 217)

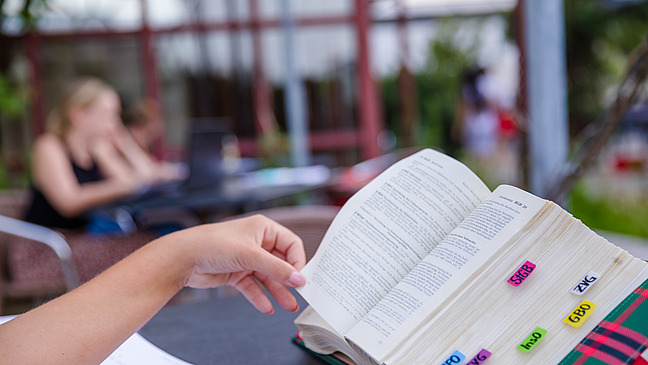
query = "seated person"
(122, 98, 160, 154)
(121, 98, 185, 183)
(0, 215, 307, 364)
(23, 77, 177, 230)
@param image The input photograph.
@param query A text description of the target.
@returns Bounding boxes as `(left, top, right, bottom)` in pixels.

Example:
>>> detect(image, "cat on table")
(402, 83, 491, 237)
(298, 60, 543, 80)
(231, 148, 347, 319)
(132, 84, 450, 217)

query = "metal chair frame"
(0, 215, 80, 291)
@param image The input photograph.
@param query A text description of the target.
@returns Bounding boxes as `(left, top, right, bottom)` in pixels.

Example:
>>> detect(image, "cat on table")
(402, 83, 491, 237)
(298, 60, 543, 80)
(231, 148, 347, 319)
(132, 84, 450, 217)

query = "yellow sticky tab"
(564, 300, 596, 327)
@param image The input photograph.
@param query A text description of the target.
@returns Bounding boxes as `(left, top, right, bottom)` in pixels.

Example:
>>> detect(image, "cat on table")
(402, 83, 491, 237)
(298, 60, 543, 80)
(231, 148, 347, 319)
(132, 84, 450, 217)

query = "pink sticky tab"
(507, 260, 536, 286)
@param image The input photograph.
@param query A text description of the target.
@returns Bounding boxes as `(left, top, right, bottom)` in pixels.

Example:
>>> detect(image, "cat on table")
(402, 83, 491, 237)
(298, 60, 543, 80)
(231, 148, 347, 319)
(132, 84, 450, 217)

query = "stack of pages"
(294, 149, 648, 365)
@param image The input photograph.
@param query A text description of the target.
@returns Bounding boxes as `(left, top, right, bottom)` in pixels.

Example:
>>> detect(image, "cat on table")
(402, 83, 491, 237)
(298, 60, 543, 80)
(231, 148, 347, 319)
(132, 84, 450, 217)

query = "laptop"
(181, 122, 228, 191)
(127, 120, 229, 200)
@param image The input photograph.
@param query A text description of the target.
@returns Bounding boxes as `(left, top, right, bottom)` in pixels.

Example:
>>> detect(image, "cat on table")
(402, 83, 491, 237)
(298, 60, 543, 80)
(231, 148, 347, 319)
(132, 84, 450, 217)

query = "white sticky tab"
(570, 271, 600, 295)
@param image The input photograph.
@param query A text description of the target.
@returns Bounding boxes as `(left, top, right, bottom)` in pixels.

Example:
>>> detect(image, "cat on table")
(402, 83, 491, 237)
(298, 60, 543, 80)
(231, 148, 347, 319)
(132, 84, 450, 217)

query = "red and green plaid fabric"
(632, 351, 648, 365)
(560, 278, 648, 365)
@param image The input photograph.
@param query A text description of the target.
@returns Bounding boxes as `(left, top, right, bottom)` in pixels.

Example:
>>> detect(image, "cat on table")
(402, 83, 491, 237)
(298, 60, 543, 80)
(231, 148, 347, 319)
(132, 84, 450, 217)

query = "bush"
(569, 182, 648, 238)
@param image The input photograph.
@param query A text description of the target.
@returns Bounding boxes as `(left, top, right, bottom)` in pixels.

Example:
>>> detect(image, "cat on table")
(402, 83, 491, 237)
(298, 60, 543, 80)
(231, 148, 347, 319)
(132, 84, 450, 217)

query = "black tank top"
(24, 158, 104, 229)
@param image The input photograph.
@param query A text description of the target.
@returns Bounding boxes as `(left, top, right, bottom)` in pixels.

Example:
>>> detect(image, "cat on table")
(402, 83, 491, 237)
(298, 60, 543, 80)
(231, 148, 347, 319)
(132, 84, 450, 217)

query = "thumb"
(244, 247, 306, 288)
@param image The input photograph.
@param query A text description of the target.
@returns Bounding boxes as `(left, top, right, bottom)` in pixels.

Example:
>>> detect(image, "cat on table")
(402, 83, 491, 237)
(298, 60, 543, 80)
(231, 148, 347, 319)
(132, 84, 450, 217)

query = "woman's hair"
(46, 77, 116, 137)
(123, 99, 156, 129)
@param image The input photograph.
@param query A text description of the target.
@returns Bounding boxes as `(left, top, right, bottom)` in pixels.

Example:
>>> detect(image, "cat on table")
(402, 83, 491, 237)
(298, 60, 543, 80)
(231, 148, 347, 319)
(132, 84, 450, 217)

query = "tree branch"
(545, 32, 648, 203)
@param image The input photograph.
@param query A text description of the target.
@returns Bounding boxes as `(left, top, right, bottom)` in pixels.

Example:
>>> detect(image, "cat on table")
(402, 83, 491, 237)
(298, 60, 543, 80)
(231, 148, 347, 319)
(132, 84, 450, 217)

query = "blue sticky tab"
(441, 350, 465, 365)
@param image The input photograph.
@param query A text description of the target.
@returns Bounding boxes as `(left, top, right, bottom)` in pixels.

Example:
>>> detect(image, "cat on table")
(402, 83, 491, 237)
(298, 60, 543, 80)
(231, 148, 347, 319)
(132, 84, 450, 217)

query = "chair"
(0, 215, 78, 313)
(0, 215, 79, 289)
(0, 214, 155, 314)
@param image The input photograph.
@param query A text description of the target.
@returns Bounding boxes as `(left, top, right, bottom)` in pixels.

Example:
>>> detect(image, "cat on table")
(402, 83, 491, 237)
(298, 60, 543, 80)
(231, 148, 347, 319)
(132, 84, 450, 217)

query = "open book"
(295, 148, 648, 365)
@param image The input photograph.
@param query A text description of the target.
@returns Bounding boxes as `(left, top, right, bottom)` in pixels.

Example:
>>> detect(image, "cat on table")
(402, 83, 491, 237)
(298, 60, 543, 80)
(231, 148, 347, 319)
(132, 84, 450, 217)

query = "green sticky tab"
(518, 327, 547, 352)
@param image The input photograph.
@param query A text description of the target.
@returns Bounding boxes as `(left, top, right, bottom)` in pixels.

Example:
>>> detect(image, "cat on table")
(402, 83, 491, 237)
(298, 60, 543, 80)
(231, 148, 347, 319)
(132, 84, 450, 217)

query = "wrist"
(150, 230, 197, 291)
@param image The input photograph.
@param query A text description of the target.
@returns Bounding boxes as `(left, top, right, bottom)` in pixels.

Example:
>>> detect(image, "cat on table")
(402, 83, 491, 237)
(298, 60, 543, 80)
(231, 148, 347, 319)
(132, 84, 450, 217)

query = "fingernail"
(289, 272, 306, 287)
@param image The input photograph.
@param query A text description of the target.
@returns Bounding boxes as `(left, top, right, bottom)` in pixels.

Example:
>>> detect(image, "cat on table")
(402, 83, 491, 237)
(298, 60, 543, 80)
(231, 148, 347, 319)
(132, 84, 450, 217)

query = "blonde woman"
(24, 77, 164, 229)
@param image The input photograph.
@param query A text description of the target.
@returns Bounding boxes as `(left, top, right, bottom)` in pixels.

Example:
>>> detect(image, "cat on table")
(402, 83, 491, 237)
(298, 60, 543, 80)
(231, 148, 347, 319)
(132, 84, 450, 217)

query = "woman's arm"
(105, 126, 183, 185)
(31, 135, 140, 217)
(95, 127, 160, 184)
(0, 215, 306, 365)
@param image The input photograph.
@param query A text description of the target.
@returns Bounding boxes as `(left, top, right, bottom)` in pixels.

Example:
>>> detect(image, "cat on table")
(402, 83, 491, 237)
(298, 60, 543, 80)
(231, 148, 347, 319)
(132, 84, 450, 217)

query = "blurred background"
(0, 0, 648, 239)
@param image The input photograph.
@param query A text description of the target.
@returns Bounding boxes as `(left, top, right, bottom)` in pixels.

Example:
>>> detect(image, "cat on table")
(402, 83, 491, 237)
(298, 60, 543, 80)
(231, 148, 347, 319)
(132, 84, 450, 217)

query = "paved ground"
(600, 231, 648, 260)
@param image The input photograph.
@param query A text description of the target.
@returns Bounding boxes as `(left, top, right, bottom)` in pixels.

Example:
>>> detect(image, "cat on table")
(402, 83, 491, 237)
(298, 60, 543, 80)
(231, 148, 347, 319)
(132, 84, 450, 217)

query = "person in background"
(23, 77, 172, 230)
(454, 67, 500, 161)
(122, 98, 160, 153)
(0, 215, 307, 365)
(122, 98, 185, 181)
(454, 67, 521, 185)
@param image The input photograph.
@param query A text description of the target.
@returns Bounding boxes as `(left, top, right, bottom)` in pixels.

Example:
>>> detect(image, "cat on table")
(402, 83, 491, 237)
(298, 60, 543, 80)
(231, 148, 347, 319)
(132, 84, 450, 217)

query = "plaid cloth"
(632, 350, 648, 365)
(560, 278, 648, 365)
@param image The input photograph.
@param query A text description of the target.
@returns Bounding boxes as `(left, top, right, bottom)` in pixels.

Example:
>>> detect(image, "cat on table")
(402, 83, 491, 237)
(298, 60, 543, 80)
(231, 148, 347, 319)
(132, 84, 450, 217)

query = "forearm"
(0, 234, 189, 365)
(47, 179, 138, 217)
(108, 132, 159, 182)
(0, 217, 306, 365)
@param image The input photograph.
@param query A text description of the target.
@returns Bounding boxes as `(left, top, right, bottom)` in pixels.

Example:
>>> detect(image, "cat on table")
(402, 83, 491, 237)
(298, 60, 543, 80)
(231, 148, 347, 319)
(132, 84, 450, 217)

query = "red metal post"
(397, 1, 417, 147)
(139, 0, 166, 158)
(249, 0, 276, 136)
(24, 4, 363, 158)
(354, 0, 383, 159)
(26, 33, 45, 136)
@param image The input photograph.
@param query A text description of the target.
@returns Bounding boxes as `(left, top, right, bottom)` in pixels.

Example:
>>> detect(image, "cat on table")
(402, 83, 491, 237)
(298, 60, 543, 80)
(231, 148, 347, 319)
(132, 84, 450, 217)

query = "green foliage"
(0, 160, 29, 189)
(563, 1, 648, 238)
(569, 182, 648, 239)
(0, 74, 27, 119)
(0, 162, 11, 189)
(1, 0, 50, 31)
(380, 20, 478, 156)
(418, 25, 477, 155)
(379, 75, 399, 138)
(564, 0, 648, 136)
(0, 0, 51, 119)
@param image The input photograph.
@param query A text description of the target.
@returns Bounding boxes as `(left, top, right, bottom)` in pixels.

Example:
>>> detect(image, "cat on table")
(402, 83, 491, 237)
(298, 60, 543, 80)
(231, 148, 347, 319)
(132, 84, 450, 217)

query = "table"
(98, 167, 335, 227)
(139, 293, 326, 365)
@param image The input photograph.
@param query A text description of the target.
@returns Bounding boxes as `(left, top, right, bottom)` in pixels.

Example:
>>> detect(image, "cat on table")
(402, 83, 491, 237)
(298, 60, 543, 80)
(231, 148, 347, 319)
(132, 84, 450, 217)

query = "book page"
(297, 149, 491, 335)
(345, 185, 545, 361)
(101, 333, 193, 365)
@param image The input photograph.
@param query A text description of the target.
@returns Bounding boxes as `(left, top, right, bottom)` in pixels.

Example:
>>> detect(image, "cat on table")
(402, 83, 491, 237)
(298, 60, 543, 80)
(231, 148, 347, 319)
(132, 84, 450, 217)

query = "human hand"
(166, 215, 306, 314)
(156, 161, 188, 182)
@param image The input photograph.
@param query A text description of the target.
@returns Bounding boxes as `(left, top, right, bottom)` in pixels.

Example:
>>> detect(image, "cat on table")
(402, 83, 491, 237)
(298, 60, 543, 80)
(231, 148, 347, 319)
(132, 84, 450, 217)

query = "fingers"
(231, 274, 274, 314)
(230, 271, 300, 314)
(254, 272, 299, 312)
(180, 215, 308, 314)
(257, 216, 306, 271)
(241, 247, 306, 289)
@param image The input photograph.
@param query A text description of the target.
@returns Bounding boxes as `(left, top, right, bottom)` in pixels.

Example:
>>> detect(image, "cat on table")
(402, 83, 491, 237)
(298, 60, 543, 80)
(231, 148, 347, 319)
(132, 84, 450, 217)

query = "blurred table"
(98, 165, 334, 227)
(139, 293, 324, 365)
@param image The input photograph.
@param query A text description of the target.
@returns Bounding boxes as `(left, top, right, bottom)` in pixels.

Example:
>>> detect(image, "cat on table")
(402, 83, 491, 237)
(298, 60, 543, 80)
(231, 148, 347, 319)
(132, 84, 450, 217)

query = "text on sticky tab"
(570, 271, 600, 295)
(518, 327, 547, 352)
(466, 348, 491, 364)
(564, 301, 596, 327)
(507, 260, 536, 286)
(441, 350, 465, 365)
